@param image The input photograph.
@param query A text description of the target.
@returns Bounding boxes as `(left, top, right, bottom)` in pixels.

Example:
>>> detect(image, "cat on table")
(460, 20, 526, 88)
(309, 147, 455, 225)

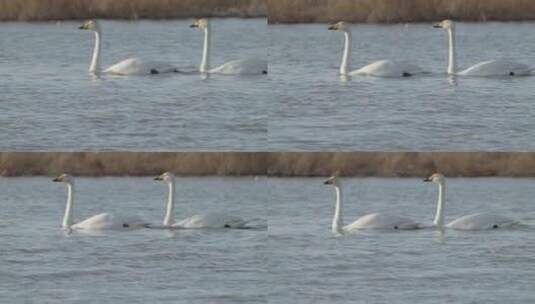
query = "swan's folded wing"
(353, 60, 424, 77)
(345, 213, 420, 230)
(447, 213, 518, 230)
(173, 213, 246, 229)
(210, 59, 268, 75)
(105, 58, 177, 75)
(72, 213, 146, 230)
(459, 60, 532, 76)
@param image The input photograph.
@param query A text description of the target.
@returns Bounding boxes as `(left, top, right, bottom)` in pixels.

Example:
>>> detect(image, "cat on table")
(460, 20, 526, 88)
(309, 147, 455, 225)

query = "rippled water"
(268, 177, 535, 303)
(269, 22, 535, 150)
(0, 177, 267, 303)
(0, 19, 268, 150)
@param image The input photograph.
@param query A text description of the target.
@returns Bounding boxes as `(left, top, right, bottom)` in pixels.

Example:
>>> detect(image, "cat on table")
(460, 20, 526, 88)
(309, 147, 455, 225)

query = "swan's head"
(328, 21, 351, 32)
(154, 172, 175, 183)
(424, 173, 445, 184)
(53, 173, 74, 185)
(190, 18, 209, 30)
(323, 175, 340, 186)
(433, 20, 454, 30)
(79, 20, 100, 31)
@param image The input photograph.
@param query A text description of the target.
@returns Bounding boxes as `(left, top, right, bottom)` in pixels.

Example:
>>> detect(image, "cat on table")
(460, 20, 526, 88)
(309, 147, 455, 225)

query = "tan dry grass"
(267, 0, 535, 23)
(0, 0, 266, 21)
(2, 152, 535, 177)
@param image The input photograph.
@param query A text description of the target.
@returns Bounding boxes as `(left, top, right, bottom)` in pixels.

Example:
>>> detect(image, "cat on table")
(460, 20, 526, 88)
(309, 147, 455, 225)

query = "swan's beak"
(53, 177, 61, 182)
(432, 23, 442, 28)
(154, 176, 162, 181)
(328, 25, 337, 30)
(323, 180, 332, 185)
(79, 25, 86, 30)
(423, 177, 432, 182)
(190, 24, 198, 28)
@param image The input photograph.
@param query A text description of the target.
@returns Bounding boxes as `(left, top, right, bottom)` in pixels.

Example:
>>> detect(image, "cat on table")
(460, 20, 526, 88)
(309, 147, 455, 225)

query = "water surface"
(269, 22, 535, 150)
(0, 19, 268, 150)
(0, 177, 267, 303)
(268, 177, 535, 303)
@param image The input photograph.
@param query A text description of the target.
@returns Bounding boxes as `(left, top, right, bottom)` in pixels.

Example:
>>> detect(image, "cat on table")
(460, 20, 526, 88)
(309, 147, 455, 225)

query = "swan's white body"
(425, 173, 518, 230)
(328, 22, 424, 78)
(325, 176, 420, 234)
(104, 58, 177, 76)
(446, 213, 517, 230)
(191, 19, 267, 75)
(70, 213, 144, 230)
(434, 20, 533, 77)
(80, 20, 177, 76)
(54, 174, 146, 231)
(351, 60, 423, 77)
(151, 172, 247, 229)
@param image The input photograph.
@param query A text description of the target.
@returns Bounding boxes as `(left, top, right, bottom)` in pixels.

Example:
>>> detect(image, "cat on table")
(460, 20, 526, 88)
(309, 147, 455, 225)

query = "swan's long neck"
(447, 28, 457, 75)
(90, 30, 102, 75)
(332, 184, 344, 234)
(163, 181, 176, 226)
(340, 31, 352, 75)
(433, 181, 446, 228)
(62, 183, 74, 228)
(200, 27, 211, 73)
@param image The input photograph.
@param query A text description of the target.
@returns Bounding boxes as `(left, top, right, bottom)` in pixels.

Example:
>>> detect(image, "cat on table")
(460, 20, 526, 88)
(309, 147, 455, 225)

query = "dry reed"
(0, 0, 266, 21)
(268, 0, 535, 23)
(2, 152, 535, 177)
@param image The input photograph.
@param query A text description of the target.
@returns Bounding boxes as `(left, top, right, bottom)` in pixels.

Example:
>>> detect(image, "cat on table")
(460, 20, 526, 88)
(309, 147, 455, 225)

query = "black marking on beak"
(79, 25, 85, 30)
(402, 72, 412, 77)
(432, 24, 442, 28)
(423, 177, 431, 182)
(53, 177, 61, 182)
(154, 176, 162, 181)
(150, 69, 159, 75)
(324, 180, 331, 185)
(190, 24, 198, 28)
(328, 25, 337, 30)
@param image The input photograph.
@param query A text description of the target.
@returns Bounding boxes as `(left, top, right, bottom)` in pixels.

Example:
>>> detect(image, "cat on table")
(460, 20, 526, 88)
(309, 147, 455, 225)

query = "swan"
(433, 20, 533, 76)
(424, 173, 518, 230)
(327, 21, 424, 77)
(79, 20, 178, 76)
(53, 174, 146, 230)
(189, 19, 268, 75)
(149, 172, 247, 229)
(324, 175, 421, 234)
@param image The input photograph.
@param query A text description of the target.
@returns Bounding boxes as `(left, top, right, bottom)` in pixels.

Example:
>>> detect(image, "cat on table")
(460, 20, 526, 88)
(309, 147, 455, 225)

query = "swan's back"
(345, 212, 420, 230)
(352, 60, 424, 77)
(446, 213, 517, 230)
(210, 59, 268, 75)
(459, 60, 533, 76)
(174, 212, 246, 229)
(104, 58, 177, 75)
(72, 213, 145, 230)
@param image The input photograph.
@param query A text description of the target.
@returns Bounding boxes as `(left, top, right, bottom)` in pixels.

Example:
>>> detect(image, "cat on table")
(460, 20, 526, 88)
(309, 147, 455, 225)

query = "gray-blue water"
(0, 19, 268, 150)
(0, 177, 267, 303)
(269, 22, 535, 150)
(268, 177, 535, 303)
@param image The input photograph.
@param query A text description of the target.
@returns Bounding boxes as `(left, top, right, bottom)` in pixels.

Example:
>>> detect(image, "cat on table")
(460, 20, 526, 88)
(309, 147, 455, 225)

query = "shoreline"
(3, 152, 535, 177)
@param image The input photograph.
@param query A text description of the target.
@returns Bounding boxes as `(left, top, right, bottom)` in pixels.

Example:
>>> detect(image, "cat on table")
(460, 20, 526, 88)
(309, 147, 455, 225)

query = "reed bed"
(0, 0, 266, 21)
(2, 152, 535, 177)
(268, 0, 535, 23)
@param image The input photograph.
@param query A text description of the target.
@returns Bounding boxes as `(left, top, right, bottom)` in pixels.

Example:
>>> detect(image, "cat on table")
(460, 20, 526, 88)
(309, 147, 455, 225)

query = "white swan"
(79, 20, 178, 76)
(424, 173, 518, 230)
(149, 172, 247, 229)
(327, 21, 424, 77)
(433, 20, 533, 77)
(189, 19, 268, 75)
(53, 174, 146, 230)
(324, 175, 421, 234)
